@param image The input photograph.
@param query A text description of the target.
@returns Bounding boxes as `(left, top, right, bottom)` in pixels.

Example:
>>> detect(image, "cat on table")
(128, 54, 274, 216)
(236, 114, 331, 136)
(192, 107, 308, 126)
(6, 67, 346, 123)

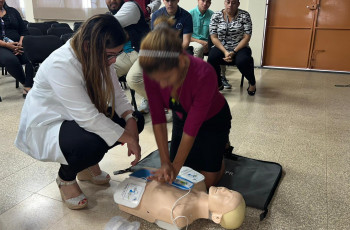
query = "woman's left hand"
(149, 162, 177, 184)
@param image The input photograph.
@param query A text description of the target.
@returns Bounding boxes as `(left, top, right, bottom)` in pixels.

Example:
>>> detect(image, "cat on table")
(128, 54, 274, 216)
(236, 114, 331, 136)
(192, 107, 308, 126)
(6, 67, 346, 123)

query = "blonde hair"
(71, 14, 126, 117)
(139, 16, 183, 74)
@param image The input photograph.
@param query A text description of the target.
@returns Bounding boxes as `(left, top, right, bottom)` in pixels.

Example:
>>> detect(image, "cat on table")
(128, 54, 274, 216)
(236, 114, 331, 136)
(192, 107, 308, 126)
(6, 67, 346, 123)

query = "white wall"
(22, 0, 267, 66)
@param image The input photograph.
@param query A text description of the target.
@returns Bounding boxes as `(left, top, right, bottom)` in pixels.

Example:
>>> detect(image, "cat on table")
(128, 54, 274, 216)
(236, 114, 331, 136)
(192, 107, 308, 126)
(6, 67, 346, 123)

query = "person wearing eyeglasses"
(0, 0, 34, 98)
(15, 14, 145, 210)
(207, 0, 256, 95)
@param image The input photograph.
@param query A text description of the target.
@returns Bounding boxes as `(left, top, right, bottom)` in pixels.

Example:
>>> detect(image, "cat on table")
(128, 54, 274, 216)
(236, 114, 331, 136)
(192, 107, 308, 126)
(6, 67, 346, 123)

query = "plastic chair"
(0, 65, 19, 102)
(27, 22, 50, 35)
(51, 23, 71, 29)
(22, 35, 63, 75)
(27, 27, 43, 36)
(60, 33, 74, 44)
(47, 27, 74, 38)
(73, 22, 83, 32)
(43, 21, 59, 27)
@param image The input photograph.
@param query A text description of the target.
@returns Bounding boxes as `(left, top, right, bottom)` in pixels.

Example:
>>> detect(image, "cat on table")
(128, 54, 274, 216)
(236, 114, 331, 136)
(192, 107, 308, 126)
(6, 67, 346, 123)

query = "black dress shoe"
(247, 84, 256, 96)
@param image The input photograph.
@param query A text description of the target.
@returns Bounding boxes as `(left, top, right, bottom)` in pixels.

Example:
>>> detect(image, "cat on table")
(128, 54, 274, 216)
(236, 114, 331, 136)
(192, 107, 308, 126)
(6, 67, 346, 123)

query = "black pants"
(207, 46, 256, 87)
(58, 110, 145, 181)
(0, 47, 34, 87)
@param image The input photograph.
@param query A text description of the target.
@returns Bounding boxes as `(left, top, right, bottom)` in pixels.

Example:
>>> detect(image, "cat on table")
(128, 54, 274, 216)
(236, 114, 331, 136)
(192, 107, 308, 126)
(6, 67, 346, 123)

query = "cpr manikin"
(117, 179, 246, 229)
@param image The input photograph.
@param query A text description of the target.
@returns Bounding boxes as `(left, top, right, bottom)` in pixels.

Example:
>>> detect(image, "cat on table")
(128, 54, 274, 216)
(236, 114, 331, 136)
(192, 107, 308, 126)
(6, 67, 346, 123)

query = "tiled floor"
(0, 68, 349, 230)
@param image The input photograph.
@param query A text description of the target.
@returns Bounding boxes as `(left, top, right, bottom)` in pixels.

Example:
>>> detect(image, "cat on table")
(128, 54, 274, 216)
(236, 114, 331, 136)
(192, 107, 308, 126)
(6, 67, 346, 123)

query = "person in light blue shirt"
(189, 0, 213, 58)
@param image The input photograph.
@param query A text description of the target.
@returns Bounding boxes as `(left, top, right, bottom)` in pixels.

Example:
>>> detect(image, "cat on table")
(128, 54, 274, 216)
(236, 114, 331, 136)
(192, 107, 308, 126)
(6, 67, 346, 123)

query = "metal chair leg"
(130, 89, 138, 111)
(240, 74, 244, 87)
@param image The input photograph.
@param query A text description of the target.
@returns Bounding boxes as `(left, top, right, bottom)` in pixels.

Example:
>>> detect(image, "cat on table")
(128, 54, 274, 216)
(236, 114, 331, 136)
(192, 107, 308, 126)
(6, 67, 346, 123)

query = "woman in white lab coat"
(15, 14, 144, 210)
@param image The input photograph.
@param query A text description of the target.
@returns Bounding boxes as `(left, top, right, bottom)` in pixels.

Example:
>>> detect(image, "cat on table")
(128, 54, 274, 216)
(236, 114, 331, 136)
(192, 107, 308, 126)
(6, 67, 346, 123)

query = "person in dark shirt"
(0, 0, 33, 98)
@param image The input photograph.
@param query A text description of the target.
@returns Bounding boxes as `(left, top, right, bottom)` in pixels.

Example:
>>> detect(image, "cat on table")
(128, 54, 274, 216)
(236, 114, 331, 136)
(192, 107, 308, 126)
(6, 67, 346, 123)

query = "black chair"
(60, 33, 74, 44)
(73, 22, 83, 32)
(119, 75, 138, 111)
(47, 27, 74, 38)
(51, 23, 71, 29)
(22, 35, 63, 75)
(27, 22, 50, 35)
(27, 27, 43, 36)
(43, 21, 59, 27)
(23, 20, 29, 28)
(0, 65, 19, 102)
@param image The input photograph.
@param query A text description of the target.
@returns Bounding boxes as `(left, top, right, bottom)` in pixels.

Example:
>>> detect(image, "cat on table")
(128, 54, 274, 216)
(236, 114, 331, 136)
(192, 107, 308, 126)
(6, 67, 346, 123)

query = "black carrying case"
(114, 144, 283, 220)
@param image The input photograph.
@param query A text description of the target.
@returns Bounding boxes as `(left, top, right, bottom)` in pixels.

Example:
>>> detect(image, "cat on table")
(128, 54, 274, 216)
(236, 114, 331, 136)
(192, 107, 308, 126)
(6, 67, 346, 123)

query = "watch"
(124, 112, 138, 122)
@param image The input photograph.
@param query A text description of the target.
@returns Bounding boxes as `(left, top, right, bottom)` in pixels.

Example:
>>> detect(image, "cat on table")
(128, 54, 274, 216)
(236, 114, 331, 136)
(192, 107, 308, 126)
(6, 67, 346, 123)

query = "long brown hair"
(139, 16, 183, 74)
(71, 14, 126, 117)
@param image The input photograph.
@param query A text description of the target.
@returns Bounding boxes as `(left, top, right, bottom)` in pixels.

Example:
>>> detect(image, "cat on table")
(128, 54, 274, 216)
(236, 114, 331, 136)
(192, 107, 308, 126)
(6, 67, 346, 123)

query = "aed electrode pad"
(114, 177, 146, 208)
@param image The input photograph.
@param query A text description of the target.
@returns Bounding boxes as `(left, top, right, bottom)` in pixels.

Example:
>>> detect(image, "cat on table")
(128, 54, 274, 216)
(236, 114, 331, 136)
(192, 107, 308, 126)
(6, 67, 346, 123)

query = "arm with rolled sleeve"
(114, 2, 141, 28)
(148, 0, 161, 13)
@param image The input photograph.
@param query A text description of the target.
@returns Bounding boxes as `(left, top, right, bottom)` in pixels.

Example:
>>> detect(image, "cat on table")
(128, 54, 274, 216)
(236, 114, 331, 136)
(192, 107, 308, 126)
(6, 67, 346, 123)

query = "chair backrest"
(27, 27, 43, 36)
(60, 33, 74, 44)
(43, 21, 59, 27)
(27, 22, 50, 35)
(47, 27, 74, 38)
(51, 23, 71, 29)
(23, 35, 63, 64)
(73, 22, 83, 32)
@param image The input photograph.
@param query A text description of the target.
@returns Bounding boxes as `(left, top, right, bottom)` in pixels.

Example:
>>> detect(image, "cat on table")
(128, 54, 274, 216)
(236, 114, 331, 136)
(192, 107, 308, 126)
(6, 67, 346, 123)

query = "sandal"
(77, 165, 111, 185)
(56, 176, 88, 210)
(247, 84, 256, 96)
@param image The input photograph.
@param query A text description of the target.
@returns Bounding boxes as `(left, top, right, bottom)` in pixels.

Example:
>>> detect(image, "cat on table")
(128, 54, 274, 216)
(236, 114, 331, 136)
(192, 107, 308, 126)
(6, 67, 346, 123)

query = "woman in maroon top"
(139, 16, 232, 189)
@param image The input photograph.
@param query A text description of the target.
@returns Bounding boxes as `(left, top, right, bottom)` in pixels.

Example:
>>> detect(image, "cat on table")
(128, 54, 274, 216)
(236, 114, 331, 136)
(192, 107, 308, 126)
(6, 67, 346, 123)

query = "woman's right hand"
(148, 162, 176, 184)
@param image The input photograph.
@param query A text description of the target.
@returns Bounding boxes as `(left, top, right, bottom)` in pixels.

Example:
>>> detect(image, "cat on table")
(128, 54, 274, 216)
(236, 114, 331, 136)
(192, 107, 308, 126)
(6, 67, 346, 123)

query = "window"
(32, 0, 107, 21)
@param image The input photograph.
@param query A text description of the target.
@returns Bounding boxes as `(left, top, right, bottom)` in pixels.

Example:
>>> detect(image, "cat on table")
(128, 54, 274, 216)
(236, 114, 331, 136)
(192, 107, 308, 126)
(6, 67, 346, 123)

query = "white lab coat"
(15, 41, 133, 164)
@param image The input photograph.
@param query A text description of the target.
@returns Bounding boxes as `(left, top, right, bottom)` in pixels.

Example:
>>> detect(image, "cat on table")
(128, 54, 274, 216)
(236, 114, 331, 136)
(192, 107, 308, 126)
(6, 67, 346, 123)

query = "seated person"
(0, 1, 34, 98)
(189, 0, 213, 59)
(126, 0, 161, 24)
(105, 0, 149, 78)
(207, 0, 256, 95)
(118, 180, 246, 229)
(126, 0, 193, 113)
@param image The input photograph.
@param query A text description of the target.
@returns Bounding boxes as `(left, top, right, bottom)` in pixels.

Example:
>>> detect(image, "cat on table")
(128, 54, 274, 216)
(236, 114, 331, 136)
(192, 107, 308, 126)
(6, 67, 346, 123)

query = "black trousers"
(58, 110, 145, 181)
(0, 47, 34, 87)
(207, 46, 256, 87)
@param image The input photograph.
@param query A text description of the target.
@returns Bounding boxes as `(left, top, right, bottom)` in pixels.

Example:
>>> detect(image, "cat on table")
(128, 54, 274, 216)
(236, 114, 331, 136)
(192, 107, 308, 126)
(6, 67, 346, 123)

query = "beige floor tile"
(0, 183, 33, 215)
(0, 194, 70, 230)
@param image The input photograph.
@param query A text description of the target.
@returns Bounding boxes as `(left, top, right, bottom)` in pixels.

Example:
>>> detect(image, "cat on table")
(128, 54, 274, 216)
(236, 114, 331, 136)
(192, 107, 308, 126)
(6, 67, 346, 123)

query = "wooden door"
(311, 0, 350, 71)
(263, 0, 350, 72)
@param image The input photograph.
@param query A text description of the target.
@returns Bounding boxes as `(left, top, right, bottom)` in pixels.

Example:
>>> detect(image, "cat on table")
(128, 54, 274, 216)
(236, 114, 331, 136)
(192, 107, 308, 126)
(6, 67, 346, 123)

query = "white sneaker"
(139, 98, 149, 114)
(165, 109, 172, 123)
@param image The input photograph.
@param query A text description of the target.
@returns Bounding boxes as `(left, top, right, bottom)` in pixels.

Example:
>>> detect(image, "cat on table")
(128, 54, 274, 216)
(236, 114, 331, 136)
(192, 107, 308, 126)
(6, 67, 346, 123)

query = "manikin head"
(209, 187, 246, 229)
(224, 0, 240, 16)
(163, 0, 179, 16)
(198, 0, 211, 14)
(105, 0, 124, 15)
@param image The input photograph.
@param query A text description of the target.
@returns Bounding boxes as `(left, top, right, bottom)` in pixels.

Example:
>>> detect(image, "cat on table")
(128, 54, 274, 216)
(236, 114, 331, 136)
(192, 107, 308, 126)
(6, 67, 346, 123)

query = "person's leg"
(234, 47, 256, 91)
(126, 58, 147, 99)
(190, 41, 204, 59)
(207, 47, 228, 90)
(114, 51, 134, 77)
(18, 53, 34, 89)
(0, 47, 26, 85)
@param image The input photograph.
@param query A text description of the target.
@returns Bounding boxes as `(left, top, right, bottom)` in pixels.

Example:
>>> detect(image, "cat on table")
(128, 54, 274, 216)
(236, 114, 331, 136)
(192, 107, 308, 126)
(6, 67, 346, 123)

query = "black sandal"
(247, 84, 256, 96)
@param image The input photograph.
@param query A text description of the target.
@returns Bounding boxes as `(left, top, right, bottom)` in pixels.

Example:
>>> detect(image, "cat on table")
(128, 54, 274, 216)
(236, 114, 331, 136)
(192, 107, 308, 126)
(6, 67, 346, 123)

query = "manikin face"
(149, 67, 180, 89)
(163, 0, 179, 16)
(209, 187, 236, 205)
(224, 0, 240, 15)
(105, 45, 124, 66)
(105, 0, 123, 14)
(198, 0, 211, 13)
